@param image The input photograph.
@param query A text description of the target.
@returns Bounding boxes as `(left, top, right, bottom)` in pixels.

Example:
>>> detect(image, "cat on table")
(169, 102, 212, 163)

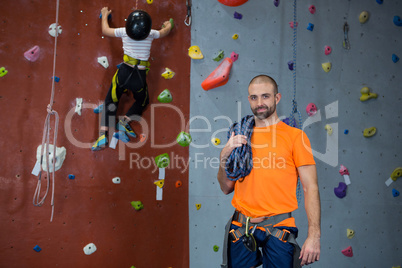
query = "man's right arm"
(217, 133, 247, 194)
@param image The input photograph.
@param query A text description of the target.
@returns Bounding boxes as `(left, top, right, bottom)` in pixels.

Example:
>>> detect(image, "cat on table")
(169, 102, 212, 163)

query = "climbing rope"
(287, 0, 304, 203)
(33, 0, 61, 222)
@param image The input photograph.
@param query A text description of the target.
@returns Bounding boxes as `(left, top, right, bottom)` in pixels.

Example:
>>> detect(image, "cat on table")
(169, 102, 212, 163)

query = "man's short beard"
(252, 103, 276, 120)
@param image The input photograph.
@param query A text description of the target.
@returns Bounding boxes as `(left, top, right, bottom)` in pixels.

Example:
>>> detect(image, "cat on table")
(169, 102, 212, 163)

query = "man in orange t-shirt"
(218, 75, 321, 268)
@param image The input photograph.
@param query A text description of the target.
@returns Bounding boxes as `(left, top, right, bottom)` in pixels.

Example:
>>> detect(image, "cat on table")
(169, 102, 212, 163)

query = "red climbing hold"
(341, 246, 353, 257)
(201, 57, 234, 91)
(217, 0, 248, 7)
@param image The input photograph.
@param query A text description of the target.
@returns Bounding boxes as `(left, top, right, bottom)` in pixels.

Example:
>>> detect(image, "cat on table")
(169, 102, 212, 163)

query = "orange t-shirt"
(231, 121, 315, 227)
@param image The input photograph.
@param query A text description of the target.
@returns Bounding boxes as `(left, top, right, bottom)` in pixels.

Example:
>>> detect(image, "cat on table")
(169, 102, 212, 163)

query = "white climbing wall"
(189, 0, 402, 267)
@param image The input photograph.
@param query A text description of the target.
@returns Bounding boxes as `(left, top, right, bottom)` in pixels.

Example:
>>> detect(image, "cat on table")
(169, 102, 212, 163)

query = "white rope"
(33, 0, 61, 222)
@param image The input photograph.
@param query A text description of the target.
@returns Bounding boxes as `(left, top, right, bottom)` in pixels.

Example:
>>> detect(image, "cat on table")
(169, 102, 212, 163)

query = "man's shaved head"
(249, 75, 278, 94)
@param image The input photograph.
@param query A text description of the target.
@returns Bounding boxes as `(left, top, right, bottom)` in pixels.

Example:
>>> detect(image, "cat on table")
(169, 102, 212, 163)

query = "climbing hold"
(154, 179, 165, 188)
(324, 124, 333, 136)
(339, 165, 350, 176)
(392, 189, 400, 197)
(341, 246, 353, 257)
(97, 56, 109, 68)
(363, 127, 376, 137)
(392, 54, 400, 63)
(324, 46, 332, 55)
(99, 12, 112, 19)
(113, 131, 129, 143)
(195, 204, 201, 210)
(157, 89, 173, 103)
(230, 52, 239, 62)
(306, 103, 317, 116)
(234, 12, 243, 20)
(289, 21, 298, 29)
(393, 16, 402, 27)
(359, 87, 378, 101)
(334, 182, 347, 198)
(131, 201, 144, 211)
(161, 68, 175, 79)
(112, 177, 121, 184)
(53, 76, 60, 82)
(322, 62, 332, 72)
(36, 144, 66, 172)
(273, 0, 279, 7)
(48, 23, 62, 37)
(0, 67, 8, 77)
(33, 245, 42, 252)
(287, 61, 294, 71)
(24, 46, 40, 62)
(392, 266, 401, 268)
(154, 153, 170, 168)
(188, 45, 204, 60)
(75, 98, 83, 116)
(68, 174, 75, 180)
(307, 23, 314, 31)
(212, 138, 221, 146)
(217, 0, 248, 7)
(376, 0, 383, 4)
(93, 104, 104, 114)
(309, 5, 316, 14)
(346, 229, 355, 239)
(213, 50, 225, 62)
(175, 180, 182, 188)
(201, 57, 234, 91)
(176, 131, 192, 147)
(83, 243, 97, 255)
(344, 129, 349, 135)
(213, 245, 220, 252)
(391, 167, 402, 181)
(147, 0, 153, 4)
(359, 11, 369, 24)
(232, 34, 239, 40)
(140, 134, 147, 143)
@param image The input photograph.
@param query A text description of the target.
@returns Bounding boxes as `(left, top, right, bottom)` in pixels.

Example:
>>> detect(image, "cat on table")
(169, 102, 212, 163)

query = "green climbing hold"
(131, 201, 144, 211)
(154, 153, 170, 168)
(176, 132, 192, 147)
(157, 89, 173, 103)
(213, 50, 224, 62)
(170, 18, 175, 29)
(213, 245, 219, 252)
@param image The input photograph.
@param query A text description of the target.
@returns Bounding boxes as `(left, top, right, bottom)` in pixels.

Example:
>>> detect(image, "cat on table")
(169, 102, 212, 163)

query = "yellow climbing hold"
(196, 204, 201, 210)
(359, 87, 378, 101)
(346, 229, 355, 239)
(359, 11, 369, 24)
(363, 127, 376, 137)
(212, 138, 221, 145)
(154, 179, 165, 188)
(188, 45, 204, 59)
(324, 124, 333, 136)
(322, 62, 332, 72)
(161, 67, 175, 79)
(232, 34, 239, 40)
(147, 0, 153, 3)
(391, 167, 402, 181)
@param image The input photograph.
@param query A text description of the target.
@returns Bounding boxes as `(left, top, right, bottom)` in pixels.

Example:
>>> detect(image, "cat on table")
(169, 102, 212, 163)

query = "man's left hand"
(299, 236, 320, 266)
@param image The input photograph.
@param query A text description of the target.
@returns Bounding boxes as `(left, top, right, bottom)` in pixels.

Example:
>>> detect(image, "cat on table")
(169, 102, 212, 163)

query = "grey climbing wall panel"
(189, 0, 402, 267)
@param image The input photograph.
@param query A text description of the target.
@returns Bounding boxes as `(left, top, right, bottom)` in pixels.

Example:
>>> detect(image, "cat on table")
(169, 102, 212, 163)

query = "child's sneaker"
(113, 131, 130, 143)
(117, 120, 137, 138)
(92, 134, 108, 151)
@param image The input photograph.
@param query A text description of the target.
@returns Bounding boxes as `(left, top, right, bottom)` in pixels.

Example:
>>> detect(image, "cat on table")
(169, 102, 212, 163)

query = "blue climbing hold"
(392, 54, 400, 63)
(307, 23, 314, 31)
(287, 60, 294, 71)
(52, 76, 60, 82)
(376, 0, 383, 4)
(94, 104, 104, 114)
(99, 12, 112, 20)
(33, 245, 42, 252)
(344, 129, 349, 135)
(68, 174, 75, 180)
(392, 189, 400, 197)
(394, 16, 402, 26)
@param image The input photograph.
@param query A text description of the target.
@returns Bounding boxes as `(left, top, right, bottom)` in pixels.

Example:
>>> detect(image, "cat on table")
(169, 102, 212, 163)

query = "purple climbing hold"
(273, 0, 279, 7)
(287, 60, 294, 71)
(392, 189, 400, 197)
(334, 182, 347, 198)
(234, 12, 243, 20)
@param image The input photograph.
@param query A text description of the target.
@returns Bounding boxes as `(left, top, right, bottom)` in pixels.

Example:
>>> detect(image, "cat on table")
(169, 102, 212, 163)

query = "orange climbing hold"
(217, 0, 248, 7)
(201, 57, 233, 91)
(175, 180, 182, 188)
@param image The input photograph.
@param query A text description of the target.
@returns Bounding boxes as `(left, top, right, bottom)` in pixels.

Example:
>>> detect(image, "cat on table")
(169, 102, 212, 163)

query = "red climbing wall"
(0, 1, 190, 267)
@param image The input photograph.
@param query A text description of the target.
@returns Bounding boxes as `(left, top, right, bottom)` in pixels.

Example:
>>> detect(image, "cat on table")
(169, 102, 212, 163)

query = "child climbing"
(92, 7, 173, 151)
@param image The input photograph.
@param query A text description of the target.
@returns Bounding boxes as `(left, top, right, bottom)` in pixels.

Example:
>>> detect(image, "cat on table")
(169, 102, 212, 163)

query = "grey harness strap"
(221, 211, 302, 268)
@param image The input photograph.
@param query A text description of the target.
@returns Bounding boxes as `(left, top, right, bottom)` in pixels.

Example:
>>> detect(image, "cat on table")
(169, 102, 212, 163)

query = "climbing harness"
(184, 0, 192, 26)
(225, 115, 254, 181)
(221, 211, 302, 268)
(33, 0, 61, 222)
